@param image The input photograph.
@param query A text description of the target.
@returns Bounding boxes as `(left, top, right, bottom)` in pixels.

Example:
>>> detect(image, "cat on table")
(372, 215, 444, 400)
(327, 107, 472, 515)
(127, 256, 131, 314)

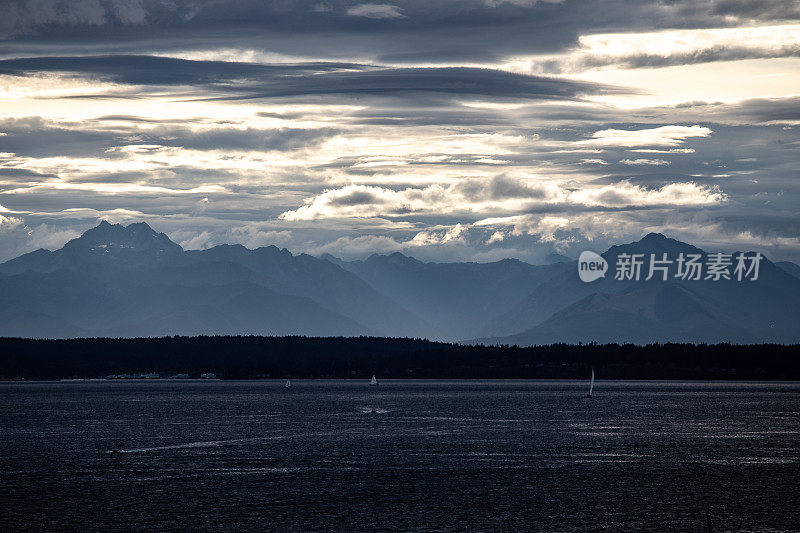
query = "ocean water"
(1, 380, 798, 532)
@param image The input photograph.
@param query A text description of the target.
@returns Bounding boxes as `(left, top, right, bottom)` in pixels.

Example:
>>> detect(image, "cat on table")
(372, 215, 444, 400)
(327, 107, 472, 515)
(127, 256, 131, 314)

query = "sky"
(0, 0, 798, 264)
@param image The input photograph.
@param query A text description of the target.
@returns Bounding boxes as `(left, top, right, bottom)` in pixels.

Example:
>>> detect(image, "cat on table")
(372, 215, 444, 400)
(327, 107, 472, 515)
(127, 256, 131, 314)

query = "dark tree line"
(0, 336, 798, 380)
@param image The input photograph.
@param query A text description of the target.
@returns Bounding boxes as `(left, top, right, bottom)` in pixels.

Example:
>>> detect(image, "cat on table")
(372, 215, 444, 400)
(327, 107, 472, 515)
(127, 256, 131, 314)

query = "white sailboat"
(370, 375, 378, 386)
(586, 368, 594, 398)
(285, 379, 291, 388)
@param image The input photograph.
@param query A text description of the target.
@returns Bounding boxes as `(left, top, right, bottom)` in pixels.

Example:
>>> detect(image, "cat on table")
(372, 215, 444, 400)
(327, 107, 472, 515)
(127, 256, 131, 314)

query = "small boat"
(370, 375, 378, 386)
(285, 379, 291, 388)
(586, 368, 594, 398)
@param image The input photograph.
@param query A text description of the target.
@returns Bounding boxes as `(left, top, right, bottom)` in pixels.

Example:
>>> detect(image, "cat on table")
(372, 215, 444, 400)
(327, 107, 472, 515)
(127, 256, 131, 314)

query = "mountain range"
(1, 221, 798, 344)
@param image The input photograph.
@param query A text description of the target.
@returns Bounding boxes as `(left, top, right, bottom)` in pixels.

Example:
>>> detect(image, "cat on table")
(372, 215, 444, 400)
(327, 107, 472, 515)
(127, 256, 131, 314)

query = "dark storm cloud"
(0, 56, 366, 86)
(0, 168, 55, 178)
(543, 45, 800, 74)
(329, 190, 387, 206)
(693, 97, 800, 125)
(216, 66, 623, 100)
(712, 212, 800, 240)
(0, 168, 58, 184)
(0, 117, 125, 157)
(477, 97, 800, 131)
(711, 0, 800, 19)
(0, 55, 623, 100)
(0, 116, 339, 157)
(3, 1, 798, 65)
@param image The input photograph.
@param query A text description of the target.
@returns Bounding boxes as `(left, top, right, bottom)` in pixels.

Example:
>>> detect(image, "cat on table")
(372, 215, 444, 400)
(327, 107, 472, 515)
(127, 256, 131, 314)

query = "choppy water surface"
(1, 380, 798, 531)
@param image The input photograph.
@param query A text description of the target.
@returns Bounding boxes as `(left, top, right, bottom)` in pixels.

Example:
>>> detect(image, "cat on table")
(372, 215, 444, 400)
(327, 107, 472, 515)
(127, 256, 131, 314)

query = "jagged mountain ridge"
(476, 234, 800, 345)
(479, 233, 706, 338)
(0, 220, 181, 275)
(0, 222, 427, 338)
(332, 252, 570, 340)
(1, 222, 799, 344)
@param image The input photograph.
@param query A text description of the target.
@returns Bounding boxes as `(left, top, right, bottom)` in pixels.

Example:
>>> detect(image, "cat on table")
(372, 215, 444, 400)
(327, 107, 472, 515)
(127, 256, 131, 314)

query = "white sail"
(588, 368, 594, 396)
(370, 375, 378, 385)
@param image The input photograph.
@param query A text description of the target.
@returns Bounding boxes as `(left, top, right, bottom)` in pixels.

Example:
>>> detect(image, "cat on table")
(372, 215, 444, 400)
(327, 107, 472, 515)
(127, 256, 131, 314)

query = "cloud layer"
(0, 0, 798, 263)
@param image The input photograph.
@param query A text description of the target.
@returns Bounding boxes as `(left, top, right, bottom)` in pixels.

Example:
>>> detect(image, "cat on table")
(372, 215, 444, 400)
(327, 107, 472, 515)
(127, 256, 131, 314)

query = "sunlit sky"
(0, 0, 798, 263)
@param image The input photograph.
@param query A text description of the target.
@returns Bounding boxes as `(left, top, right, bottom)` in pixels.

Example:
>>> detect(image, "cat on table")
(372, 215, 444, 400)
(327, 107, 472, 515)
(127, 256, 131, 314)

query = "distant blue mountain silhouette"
(1, 222, 798, 344)
(476, 233, 800, 345)
(0, 222, 425, 338)
(332, 252, 567, 339)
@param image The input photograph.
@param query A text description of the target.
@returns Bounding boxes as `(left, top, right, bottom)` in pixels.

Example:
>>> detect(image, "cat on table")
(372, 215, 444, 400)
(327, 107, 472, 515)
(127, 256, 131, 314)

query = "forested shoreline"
(0, 336, 798, 380)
